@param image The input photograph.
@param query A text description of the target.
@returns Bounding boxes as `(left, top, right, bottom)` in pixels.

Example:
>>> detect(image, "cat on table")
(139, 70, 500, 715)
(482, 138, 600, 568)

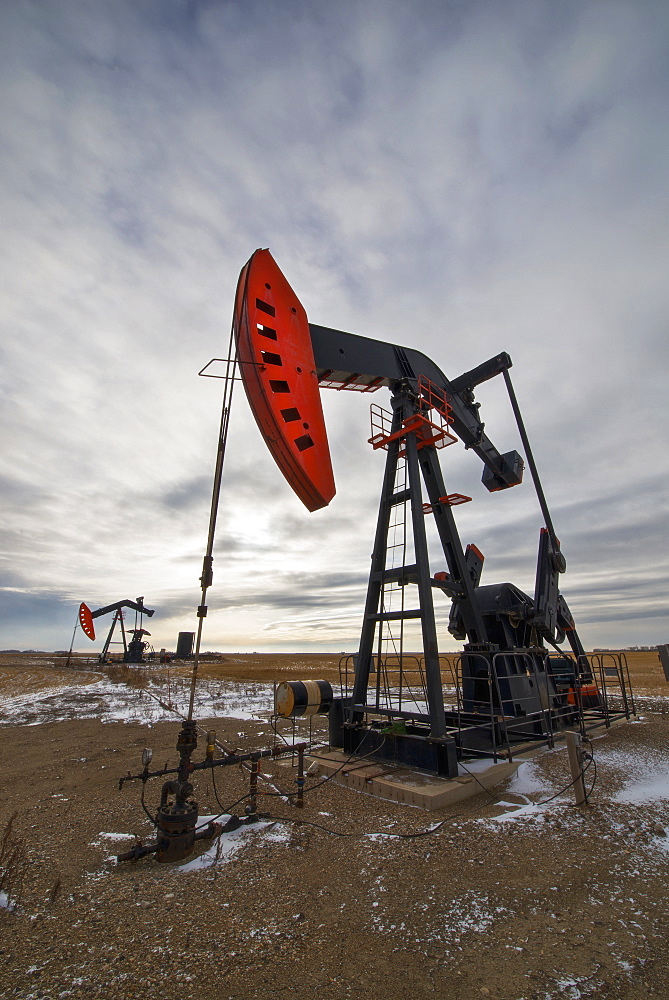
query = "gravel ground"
(1, 692, 668, 1000)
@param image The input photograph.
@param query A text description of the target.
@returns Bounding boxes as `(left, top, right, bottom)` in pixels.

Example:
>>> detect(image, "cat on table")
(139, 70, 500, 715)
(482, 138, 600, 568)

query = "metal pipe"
(65, 620, 78, 670)
(296, 745, 305, 808)
(248, 757, 259, 818)
(187, 321, 240, 722)
(119, 743, 299, 788)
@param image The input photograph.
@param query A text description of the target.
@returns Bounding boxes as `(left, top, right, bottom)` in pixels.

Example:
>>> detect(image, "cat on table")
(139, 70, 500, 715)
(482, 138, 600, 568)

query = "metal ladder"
(349, 380, 474, 740)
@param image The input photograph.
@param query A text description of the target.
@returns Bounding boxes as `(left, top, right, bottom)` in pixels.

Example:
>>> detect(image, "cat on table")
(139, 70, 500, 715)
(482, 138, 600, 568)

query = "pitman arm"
(90, 597, 155, 619)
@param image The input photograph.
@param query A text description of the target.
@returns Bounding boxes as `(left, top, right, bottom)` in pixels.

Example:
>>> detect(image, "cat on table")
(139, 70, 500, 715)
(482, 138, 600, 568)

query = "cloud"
(0, 0, 667, 653)
(159, 476, 211, 512)
(0, 587, 76, 649)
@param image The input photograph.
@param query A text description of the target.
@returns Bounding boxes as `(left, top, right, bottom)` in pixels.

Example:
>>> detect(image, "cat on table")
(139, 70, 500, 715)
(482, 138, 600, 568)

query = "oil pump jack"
(115, 250, 634, 864)
(232, 249, 631, 777)
(78, 597, 154, 663)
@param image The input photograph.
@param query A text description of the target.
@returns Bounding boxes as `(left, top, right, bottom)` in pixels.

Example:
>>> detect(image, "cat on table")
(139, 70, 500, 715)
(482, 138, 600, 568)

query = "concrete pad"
(306, 751, 520, 811)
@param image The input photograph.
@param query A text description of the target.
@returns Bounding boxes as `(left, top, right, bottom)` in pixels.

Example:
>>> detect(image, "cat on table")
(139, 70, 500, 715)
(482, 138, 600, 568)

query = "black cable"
(140, 781, 157, 827)
(393, 817, 463, 839)
(587, 754, 598, 798)
(210, 760, 226, 812)
(265, 814, 354, 837)
(194, 750, 598, 846)
(263, 812, 466, 840)
(579, 736, 597, 800)
(534, 755, 594, 806)
(198, 739, 597, 845)
(193, 794, 249, 833)
(457, 760, 510, 804)
(191, 736, 398, 841)
(455, 734, 598, 810)
(201, 748, 596, 845)
(270, 714, 297, 750)
(194, 735, 599, 847)
(291, 739, 385, 796)
(256, 732, 387, 801)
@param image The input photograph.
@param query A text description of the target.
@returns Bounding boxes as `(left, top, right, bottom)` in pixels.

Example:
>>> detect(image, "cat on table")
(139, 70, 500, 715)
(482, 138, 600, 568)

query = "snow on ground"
(472, 741, 669, 836)
(40, 672, 668, 1000)
(507, 758, 553, 797)
(0, 890, 16, 912)
(0, 675, 275, 727)
(86, 815, 292, 874)
(177, 815, 291, 872)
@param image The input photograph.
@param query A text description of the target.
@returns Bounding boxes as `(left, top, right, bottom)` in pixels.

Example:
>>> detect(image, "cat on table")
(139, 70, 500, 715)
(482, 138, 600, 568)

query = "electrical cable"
(134, 687, 600, 834)
(193, 794, 249, 833)
(587, 754, 598, 799)
(295, 735, 387, 795)
(263, 812, 466, 840)
(265, 815, 354, 837)
(269, 713, 321, 753)
(210, 760, 226, 813)
(140, 781, 157, 828)
(187, 731, 599, 846)
(198, 737, 597, 843)
(255, 732, 387, 801)
(187, 735, 392, 838)
(191, 732, 351, 831)
(238, 740, 384, 803)
(456, 759, 514, 804)
(265, 746, 597, 840)
(534, 755, 594, 806)
(579, 736, 597, 800)
(452, 732, 598, 809)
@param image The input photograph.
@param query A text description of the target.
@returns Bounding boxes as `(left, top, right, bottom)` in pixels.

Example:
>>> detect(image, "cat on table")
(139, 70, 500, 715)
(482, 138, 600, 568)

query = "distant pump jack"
(77, 596, 155, 664)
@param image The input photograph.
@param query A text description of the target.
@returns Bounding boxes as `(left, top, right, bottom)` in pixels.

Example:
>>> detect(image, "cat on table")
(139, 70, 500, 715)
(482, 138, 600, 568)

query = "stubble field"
(0, 648, 667, 1000)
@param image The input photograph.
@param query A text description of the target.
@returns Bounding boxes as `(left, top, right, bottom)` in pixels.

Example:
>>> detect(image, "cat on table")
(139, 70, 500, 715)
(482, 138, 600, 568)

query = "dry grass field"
(0, 647, 665, 699)
(613, 650, 668, 693)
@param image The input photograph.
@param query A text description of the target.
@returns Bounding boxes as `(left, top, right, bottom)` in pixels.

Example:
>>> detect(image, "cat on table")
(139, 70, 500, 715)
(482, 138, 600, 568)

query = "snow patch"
(0, 890, 16, 912)
(0, 676, 275, 726)
(507, 759, 552, 797)
(177, 815, 291, 872)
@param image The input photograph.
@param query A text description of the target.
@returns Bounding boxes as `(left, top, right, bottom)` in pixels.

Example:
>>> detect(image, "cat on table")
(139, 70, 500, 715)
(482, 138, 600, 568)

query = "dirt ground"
(0, 651, 668, 1000)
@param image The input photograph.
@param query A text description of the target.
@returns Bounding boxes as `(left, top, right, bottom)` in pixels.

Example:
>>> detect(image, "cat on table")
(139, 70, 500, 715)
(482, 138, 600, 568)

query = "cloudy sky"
(1, 0, 667, 655)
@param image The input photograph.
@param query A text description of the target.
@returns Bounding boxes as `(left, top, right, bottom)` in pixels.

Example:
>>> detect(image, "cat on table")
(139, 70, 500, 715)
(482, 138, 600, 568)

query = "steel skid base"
(342, 722, 459, 778)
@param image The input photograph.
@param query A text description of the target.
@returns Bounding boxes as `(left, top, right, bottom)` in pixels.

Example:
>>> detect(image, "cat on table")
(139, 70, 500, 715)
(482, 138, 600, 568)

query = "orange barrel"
(275, 679, 333, 718)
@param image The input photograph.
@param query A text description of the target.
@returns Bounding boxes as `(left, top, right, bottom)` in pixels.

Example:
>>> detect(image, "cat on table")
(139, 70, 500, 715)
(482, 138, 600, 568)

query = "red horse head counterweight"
(233, 249, 336, 512)
(79, 602, 95, 641)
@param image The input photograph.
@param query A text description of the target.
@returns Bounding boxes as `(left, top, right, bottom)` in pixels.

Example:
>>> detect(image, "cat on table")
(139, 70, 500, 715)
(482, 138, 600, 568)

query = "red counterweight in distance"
(233, 249, 336, 512)
(79, 602, 95, 641)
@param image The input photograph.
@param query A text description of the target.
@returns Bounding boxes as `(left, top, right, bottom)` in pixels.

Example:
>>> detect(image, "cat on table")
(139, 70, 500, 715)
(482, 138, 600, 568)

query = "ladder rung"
(373, 564, 418, 584)
(388, 489, 411, 506)
(366, 609, 423, 622)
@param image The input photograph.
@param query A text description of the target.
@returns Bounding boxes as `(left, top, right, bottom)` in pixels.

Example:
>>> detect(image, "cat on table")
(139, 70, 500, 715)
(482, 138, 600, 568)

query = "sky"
(1, 0, 668, 655)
